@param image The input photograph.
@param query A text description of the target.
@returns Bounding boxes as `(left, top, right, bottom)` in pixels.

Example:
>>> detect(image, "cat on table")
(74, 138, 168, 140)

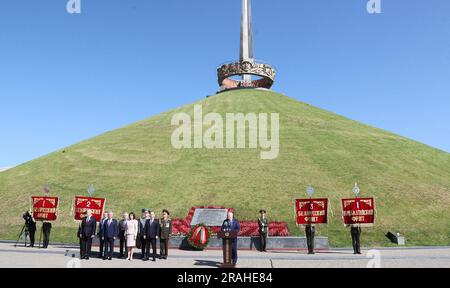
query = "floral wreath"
(186, 223, 212, 250)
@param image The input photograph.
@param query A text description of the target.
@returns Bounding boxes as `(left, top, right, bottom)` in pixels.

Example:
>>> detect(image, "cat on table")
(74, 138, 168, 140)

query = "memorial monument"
(217, 0, 276, 91)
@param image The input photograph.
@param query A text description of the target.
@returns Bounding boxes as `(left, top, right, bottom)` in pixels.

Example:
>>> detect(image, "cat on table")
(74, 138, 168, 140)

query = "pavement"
(1, 242, 449, 268)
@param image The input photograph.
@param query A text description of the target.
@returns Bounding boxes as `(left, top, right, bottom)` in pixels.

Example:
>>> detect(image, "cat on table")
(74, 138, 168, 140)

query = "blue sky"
(0, 0, 449, 167)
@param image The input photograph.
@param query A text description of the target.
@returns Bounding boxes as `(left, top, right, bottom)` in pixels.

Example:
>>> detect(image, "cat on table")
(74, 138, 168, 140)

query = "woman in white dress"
(125, 212, 139, 260)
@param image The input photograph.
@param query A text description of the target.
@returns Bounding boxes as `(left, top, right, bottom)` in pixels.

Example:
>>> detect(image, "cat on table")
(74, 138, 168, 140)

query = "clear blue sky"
(1, 0, 449, 167)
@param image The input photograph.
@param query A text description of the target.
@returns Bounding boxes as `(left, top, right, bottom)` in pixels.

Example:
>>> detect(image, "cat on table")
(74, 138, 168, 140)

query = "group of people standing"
(75, 207, 362, 264)
(21, 211, 52, 249)
(78, 208, 172, 261)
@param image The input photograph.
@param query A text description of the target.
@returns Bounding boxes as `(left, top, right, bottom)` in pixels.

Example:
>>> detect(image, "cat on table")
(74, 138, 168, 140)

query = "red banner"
(74, 196, 106, 222)
(295, 198, 328, 225)
(31, 196, 59, 221)
(341, 197, 375, 226)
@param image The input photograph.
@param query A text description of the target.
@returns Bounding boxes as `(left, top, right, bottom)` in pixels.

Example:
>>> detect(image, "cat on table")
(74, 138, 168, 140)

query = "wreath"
(187, 223, 212, 250)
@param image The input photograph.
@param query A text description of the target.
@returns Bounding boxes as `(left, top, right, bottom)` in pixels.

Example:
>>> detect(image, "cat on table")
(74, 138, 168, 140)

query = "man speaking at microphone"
(221, 211, 241, 267)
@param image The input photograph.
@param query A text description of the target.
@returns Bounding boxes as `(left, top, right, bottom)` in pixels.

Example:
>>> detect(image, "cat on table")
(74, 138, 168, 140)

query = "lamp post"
(306, 185, 314, 198)
(352, 183, 360, 197)
(87, 184, 95, 196)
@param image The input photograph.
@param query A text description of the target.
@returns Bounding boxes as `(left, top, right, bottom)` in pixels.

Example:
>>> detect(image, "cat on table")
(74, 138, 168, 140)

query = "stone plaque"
(191, 208, 228, 227)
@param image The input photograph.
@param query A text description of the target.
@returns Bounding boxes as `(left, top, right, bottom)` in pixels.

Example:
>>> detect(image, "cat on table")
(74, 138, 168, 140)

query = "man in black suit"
(221, 211, 241, 267)
(79, 209, 97, 260)
(97, 212, 108, 258)
(101, 211, 119, 260)
(144, 211, 160, 261)
(139, 209, 150, 259)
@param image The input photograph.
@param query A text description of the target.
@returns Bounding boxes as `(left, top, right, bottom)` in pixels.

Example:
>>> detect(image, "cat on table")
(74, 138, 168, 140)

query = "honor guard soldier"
(159, 209, 172, 259)
(42, 221, 52, 248)
(351, 224, 362, 254)
(258, 210, 269, 252)
(305, 224, 315, 254)
(77, 211, 86, 257)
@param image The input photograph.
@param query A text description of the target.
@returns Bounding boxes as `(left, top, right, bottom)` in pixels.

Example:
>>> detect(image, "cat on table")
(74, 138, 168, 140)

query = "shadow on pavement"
(193, 259, 221, 268)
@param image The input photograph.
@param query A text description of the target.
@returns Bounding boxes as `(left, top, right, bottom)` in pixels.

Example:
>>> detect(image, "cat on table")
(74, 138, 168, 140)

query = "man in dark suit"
(139, 209, 150, 259)
(79, 209, 97, 260)
(221, 211, 240, 267)
(144, 211, 160, 261)
(118, 212, 129, 258)
(101, 211, 119, 260)
(97, 212, 108, 258)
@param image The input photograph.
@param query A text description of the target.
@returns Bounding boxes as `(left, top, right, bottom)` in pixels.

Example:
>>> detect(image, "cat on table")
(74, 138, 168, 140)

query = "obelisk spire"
(240, 0, 253, 81)
(217, 0, 276, 92)
(240, 0, 254, 62)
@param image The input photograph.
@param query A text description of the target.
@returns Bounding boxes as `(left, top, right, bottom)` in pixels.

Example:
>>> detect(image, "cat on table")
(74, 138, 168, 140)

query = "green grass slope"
(1, 90, 449, 247)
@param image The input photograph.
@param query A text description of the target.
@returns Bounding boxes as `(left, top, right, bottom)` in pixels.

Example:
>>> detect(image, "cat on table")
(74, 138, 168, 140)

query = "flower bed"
(171, 206, 290, 236)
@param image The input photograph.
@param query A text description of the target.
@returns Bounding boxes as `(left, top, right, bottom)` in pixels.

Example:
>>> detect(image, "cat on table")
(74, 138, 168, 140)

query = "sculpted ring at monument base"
(217, 60, 276, 91)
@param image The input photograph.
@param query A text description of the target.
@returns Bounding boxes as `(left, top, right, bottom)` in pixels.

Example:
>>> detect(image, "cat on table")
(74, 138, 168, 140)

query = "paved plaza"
(0, 242, 449, 268)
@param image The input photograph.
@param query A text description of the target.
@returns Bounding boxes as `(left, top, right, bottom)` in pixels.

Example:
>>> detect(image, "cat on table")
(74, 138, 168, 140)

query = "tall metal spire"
(240, 0, 254, 62)
(217, 0, 276, 92)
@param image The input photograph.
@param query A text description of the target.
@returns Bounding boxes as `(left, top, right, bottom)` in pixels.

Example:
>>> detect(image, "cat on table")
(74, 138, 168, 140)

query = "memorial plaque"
(191, 208, 228, 227)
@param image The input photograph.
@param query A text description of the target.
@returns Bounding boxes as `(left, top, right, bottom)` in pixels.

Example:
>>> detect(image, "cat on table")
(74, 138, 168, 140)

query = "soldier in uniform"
(42, 221, 52, 248)
(305, 224, 315, 254)
(159, 209, 172, 259)
(258, 210, 269, 252)
(77, 211, 86, 257)
(351, 225, 362, 254)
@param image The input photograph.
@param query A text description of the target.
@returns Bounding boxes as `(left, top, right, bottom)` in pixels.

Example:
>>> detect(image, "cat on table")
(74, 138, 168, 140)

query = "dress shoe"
(108, 257, 112, 260)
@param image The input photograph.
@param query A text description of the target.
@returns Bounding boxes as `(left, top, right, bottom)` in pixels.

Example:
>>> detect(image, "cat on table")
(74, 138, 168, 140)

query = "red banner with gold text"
(31, 196, 59, 221)
(74, 196, 106, 222)
(295, 198, 328, 225)
(341, 197, 375, 226)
